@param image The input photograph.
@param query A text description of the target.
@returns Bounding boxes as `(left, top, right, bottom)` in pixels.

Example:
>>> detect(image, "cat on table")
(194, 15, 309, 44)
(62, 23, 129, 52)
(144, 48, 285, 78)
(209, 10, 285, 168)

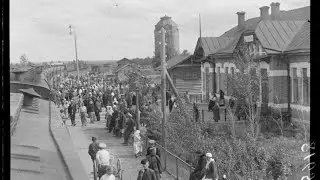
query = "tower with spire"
(154, 15, 180, 61)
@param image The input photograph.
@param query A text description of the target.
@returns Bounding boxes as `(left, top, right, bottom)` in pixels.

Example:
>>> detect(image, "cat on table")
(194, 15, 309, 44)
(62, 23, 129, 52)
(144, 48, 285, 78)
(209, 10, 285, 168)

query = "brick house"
(194, 3, 310, 121)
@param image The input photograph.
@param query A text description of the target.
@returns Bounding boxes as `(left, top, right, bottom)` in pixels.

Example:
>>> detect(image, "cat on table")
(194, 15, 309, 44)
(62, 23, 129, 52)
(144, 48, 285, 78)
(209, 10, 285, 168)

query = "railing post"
(202, 109, 204, 122)
(176, 156, 179, 180)
(164, 148, 167, 171)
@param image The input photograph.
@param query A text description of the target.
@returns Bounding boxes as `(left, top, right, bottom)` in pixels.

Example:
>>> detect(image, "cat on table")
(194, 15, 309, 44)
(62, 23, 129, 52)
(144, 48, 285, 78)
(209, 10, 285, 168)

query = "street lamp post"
(69, 25, 80, 84)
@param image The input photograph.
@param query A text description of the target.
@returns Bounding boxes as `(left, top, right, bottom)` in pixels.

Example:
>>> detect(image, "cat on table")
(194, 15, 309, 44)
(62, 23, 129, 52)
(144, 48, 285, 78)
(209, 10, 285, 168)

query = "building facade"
(192, 2, 310, 121)
(154, 15, 180, 61)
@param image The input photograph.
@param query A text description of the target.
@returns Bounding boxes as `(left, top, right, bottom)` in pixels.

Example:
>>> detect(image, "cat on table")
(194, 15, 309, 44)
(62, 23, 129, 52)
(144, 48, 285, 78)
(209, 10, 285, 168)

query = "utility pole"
(135, 76, 140, 130)
(160, 27, 167, 149)
(69, 25, 80, 84)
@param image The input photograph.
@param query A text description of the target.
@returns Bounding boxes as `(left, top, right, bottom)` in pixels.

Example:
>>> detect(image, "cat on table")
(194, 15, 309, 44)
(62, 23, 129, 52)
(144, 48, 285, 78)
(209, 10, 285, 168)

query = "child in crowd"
(60, 109, 68, 125)
(133, 130, 143, 158)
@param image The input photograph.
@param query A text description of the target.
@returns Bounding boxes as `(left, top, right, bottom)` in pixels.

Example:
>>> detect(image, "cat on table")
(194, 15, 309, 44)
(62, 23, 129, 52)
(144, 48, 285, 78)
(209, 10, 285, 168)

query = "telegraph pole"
(69, 25, 80, 84)
(160, 27, 167, 148)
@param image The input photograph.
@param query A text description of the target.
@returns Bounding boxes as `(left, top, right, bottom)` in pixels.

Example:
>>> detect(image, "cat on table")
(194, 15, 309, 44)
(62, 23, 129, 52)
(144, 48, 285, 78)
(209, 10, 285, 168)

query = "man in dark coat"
(189, 152, 207, 180)
(146, 148, 162, 180)
(88, 137, 99, 163)
(146, 140, 161, 158)
(137, 159, 157, 180)
(109, 107, 118, 133)
(68, 100, 77, 126)
(94, 97, 102, 121)
(123, 113, 136, 145)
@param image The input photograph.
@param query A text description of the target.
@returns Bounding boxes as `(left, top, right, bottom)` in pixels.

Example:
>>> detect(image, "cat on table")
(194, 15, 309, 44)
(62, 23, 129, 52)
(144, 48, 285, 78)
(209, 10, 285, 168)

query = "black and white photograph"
(8, 0, 311, 179)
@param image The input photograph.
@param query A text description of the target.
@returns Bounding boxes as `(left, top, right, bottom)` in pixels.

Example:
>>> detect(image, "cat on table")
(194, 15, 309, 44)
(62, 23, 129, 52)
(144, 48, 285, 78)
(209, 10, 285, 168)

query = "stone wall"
(10, 93, 24, 136)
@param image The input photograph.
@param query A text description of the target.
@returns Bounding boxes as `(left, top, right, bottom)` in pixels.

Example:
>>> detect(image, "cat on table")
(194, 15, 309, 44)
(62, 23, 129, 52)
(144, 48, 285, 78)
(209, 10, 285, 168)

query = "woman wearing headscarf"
(202, 153, 219, 180)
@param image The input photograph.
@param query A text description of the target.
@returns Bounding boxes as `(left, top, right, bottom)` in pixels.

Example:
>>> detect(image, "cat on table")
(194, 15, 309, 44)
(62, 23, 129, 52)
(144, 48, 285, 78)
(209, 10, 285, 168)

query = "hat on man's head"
(206, 153, 212, 158)
(98, 143, 107, 149)
(92, 136, 97, 141)
(149, 140, 155, 144)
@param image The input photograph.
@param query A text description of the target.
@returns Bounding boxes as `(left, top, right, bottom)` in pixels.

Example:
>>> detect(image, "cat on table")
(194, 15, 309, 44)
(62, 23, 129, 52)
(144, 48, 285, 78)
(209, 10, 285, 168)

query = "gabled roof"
(255, 20, 306, 52)
(116, 58, 132, 64)
(213, 35, 242, 56)
(220, 6, 310, 38)
(195, 37, 235, 57)
(166, 55, 190, 70)
(221, 17, 261, 37)
(114, 63, 135, 72)
(285, 21, 310, 53)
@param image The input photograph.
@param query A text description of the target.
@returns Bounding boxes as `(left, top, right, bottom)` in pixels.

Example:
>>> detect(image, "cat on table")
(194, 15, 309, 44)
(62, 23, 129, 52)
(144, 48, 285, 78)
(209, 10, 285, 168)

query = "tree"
(227, 37, 261, 142)
(20, 54, 28, 66)
(181, 49, 191, 56)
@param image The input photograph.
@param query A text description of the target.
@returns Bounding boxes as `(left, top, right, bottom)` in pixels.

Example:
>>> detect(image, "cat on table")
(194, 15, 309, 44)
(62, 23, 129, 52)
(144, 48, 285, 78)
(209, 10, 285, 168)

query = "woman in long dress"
(133, 130, 143, 157)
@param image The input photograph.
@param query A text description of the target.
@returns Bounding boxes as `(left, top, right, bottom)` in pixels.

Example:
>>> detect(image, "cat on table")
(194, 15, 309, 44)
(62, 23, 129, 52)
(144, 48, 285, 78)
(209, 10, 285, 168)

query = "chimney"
(260, 6, 270, 19)
(270, 2, 280, 20)
(237, 11, 246, 30)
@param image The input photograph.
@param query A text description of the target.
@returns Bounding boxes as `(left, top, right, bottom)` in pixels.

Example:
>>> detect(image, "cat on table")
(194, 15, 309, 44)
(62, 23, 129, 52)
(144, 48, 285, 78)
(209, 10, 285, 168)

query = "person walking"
(68, 100, 77, 126)
(88, 100, 96, 123)
(96, 143, 113, 179)
(202, 153, 219, 180)
(95, 97, 102, 121)
(123, 113, 136, 145)
(60, 109, 68, 126)
(133, 130, 143, 158)
(88, 137, 99, 170)
(146, 147, 162, 180)
(137, 159, 157, 180)
(79, 102, 87, 126)
(189, 151, 206, 180)
(193, 102, 200, 122)
(146, 140, 161, 158)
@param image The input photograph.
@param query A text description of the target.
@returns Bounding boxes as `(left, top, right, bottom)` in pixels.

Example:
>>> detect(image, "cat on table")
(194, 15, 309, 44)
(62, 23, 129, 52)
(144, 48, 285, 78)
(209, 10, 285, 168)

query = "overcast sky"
(10, 0, 309, 63)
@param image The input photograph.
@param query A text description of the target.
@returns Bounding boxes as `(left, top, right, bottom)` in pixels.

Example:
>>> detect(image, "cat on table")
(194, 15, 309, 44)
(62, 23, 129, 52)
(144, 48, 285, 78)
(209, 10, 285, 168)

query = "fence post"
(176, 156, 179, 180)
(202, 109, 204, 122)
(164, 148, 167, 171)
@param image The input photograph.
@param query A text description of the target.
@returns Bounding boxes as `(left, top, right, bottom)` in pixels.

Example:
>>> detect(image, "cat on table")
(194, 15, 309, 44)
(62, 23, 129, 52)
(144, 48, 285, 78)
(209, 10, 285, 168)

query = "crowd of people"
(51, 72, 223, 180)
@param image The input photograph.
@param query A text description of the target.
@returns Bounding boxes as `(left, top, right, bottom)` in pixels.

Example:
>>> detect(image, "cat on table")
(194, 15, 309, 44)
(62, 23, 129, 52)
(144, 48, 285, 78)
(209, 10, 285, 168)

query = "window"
(184, 71, 198, 80)
(231, 67, 235, 76)
(302, 68, 309, 105)
(292, 68, 299, 103)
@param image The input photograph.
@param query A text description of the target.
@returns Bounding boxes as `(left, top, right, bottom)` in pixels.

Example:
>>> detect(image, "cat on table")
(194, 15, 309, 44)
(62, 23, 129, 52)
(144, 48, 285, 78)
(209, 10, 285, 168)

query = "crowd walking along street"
(10, 0, 310, 179)
(50, 73, 176, 180)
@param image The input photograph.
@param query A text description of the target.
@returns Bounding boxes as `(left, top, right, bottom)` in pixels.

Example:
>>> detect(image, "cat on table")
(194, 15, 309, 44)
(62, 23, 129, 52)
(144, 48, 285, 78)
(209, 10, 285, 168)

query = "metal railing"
(140, 134, 195, 180)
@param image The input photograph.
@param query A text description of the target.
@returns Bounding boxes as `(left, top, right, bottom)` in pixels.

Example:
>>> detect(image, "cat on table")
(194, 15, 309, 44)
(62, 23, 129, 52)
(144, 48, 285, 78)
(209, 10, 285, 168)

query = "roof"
(211, 35, 242, 56)
(220, 6, 310, 37)
(255, 20, 306, 52)
(116, 58, 132, 64)
(278, 6, 310, 21)
(86, 60, 114, 65)
(19, 88, 42, 98)
(155, 15, 178, 29)
(114, 63, 136, 72)
(285, 21, 310, 53)
(166, 55, 190, 69)
(195, 37, 235, 57)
